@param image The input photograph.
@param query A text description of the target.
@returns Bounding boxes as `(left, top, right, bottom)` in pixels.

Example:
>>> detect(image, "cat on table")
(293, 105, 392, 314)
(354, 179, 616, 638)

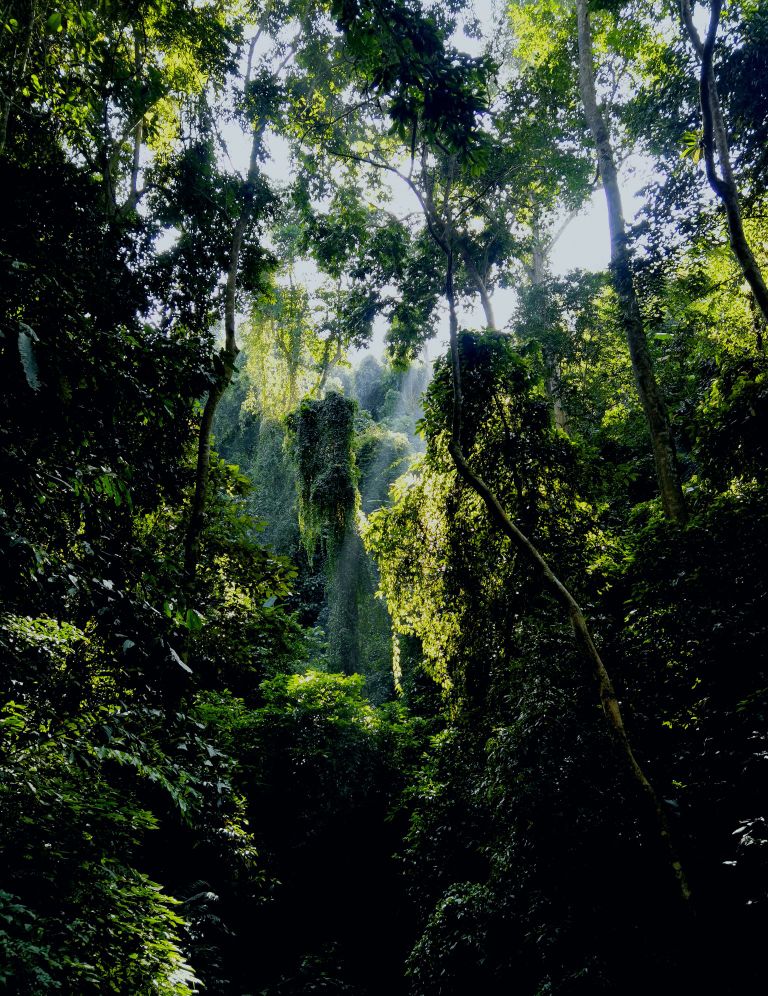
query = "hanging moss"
(287, 392, 358, 562)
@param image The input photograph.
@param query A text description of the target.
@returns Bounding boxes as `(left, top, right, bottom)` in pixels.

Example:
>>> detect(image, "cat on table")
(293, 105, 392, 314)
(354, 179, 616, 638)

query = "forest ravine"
(2, 0, 768, 992)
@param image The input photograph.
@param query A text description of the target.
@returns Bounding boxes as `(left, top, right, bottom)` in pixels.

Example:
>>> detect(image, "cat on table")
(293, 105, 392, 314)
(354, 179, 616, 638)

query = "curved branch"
(680, 0, 768, 324)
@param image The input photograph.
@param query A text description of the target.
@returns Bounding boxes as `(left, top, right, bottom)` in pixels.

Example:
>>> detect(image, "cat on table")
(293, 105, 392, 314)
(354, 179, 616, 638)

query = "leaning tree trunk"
(575, 0, 688, 524)
(442, 244, 691, 906)
(386, 125, 692, 908)
(183, 127, 262, 587)
(680, 0, 768, 325)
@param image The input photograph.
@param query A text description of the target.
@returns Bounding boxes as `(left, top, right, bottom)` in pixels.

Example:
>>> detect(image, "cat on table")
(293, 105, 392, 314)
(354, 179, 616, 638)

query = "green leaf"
(681, 129, 703, 164)
(17, 325, 40, 391)
(184, 608, 204, 632)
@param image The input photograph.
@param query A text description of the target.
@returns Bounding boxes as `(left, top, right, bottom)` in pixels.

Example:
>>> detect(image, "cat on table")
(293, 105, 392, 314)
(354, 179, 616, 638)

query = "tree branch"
(680, 0, 768, 324)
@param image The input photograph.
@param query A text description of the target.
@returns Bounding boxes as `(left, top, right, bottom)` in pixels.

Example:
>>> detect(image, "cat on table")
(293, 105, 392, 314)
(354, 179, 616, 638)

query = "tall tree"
(183, 34, 284, 587)
(444, 210, 691, 906)
(575, 0, 687, 522)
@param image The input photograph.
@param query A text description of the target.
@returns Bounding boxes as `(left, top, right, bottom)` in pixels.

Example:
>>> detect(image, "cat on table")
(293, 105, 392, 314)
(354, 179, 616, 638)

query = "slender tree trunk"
(314, 335, 343, 396)
(680, 0, 768, 325)
(127, 117, 143, 208)
(183, 125, 262, 586)
(442, 245, 691, 906)
(182, 29, 284, 587)
(458, 244, 498, 330)
(420, 158, 499, 333)
(575, 0, 687, 523)
(127, 36, 144, 210)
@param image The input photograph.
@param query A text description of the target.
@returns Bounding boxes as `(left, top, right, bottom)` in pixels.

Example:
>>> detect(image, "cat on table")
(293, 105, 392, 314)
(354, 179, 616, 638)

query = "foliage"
(367, 332, 594, 705)
(3, 0, 768, 991)
(0, 687, 217, 993)
(192, 672, 424, 993)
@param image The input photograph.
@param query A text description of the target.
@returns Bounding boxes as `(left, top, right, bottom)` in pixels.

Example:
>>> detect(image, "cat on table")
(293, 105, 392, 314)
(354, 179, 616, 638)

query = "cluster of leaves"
(364, 332, 699, 992)
(328, 0, 492, 152)
(367, 331, 594, 706)
(366, 284, 768, 992)
(0, 0, 340, 990)
(0, 615, 256, 993)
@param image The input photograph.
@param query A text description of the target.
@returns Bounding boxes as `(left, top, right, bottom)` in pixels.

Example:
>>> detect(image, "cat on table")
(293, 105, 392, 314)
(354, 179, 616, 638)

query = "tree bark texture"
(575, 0, 688, 524)
(680, 0, 768, 325)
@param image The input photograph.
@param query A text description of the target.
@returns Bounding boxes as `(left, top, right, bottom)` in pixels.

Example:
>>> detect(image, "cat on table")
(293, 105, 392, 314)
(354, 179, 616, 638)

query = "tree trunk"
(458, 244, 498, 330)
(680, 0, 768, 325)
(183, 125, 262, 587)
(127, 36, 144, 210)
(442, 246, 691, 906)
(575, 0, 687, 524)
